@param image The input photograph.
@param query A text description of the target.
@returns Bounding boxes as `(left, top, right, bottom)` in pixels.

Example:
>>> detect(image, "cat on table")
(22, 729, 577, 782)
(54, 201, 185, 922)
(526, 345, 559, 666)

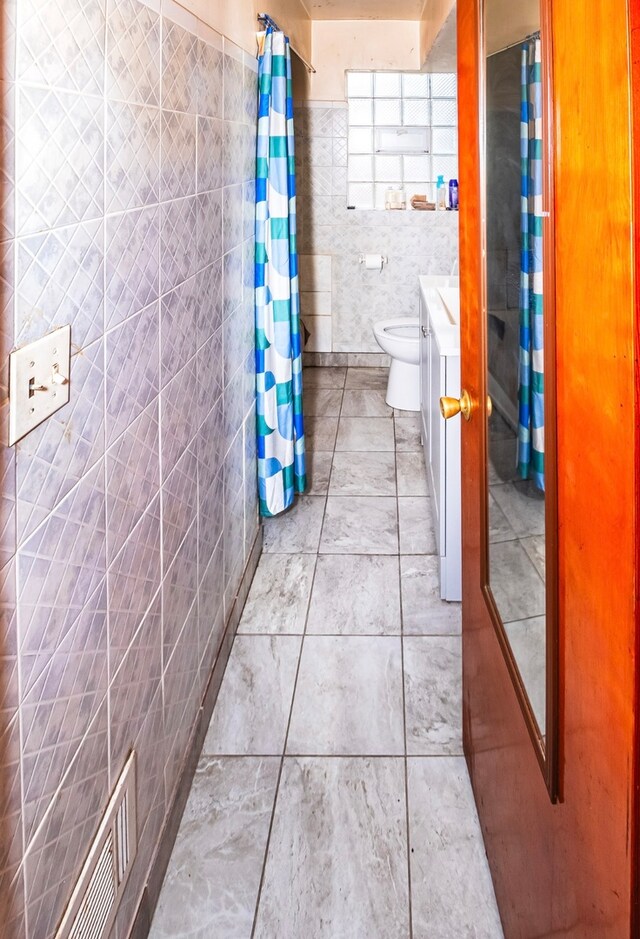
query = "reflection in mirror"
(484, 0, 546, 736)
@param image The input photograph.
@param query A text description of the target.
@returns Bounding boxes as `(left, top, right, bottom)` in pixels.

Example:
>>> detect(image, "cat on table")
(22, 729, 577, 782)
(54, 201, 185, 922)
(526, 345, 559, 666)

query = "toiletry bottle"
(436, 175, 447, 211)
(448, 178, 459, 211)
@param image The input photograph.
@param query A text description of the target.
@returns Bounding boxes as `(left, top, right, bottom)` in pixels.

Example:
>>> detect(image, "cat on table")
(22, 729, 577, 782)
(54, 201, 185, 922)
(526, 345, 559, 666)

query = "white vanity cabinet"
(419, 276, 462, 602)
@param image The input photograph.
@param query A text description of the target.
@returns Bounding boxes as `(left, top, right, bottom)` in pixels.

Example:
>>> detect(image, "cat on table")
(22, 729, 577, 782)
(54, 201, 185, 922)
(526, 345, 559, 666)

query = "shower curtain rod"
(488, 29, 541, 57)
(257, 12, 316, 73)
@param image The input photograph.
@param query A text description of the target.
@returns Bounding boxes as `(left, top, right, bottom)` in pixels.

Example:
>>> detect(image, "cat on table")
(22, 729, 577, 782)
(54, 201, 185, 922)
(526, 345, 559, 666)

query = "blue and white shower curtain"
(255, 27, 306, 517)
(517, 38, 545, 491)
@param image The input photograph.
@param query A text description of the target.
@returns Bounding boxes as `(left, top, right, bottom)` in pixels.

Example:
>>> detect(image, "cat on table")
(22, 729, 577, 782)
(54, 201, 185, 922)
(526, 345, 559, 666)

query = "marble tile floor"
(486, 415, 547, 732)
(149, 367, 504, 939)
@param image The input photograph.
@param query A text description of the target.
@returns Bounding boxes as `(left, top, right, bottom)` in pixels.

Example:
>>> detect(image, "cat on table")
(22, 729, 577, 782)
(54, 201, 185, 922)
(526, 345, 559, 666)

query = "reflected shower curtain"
(517, 38, 545, 491)
(255, 28, 306, 517)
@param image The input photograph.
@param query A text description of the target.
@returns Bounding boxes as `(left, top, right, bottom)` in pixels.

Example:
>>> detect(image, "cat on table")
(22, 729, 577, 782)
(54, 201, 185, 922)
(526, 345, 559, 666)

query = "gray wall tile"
(161, 19, 198, 114)
(160, 109, 197, 200)
(2, 5, 258, 935)
(16, 86, 104, 234)
(106, 301, 160, 445)
(16, 219, 104, 351)
(106, 100, 160, 212)
(105, 204, 160, 328)
(106, 0, 161, 106)
(0, 81, 15, 243)
(17, 0, 105, 95)
(198, 38, 223, 118)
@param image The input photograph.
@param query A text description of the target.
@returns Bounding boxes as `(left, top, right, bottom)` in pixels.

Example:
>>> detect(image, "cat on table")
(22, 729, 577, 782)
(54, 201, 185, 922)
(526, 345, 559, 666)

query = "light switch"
(9, 325, 71, 446)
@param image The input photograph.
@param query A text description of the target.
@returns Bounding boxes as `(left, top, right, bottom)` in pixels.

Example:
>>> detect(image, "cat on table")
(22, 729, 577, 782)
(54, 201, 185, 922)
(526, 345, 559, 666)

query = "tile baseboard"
(303, 352, 390, 368)
(127, 526, 264, 939)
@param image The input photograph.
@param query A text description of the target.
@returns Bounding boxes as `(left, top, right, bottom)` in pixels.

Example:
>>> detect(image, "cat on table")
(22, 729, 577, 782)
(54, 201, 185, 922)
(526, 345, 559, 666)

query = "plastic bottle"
(448, 178, 459, 211)
(436, 175, 447, 211)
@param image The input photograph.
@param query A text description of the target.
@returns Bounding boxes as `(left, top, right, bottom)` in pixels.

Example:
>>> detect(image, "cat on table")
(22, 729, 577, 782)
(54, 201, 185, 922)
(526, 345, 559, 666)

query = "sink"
(438, 287, 460, 325)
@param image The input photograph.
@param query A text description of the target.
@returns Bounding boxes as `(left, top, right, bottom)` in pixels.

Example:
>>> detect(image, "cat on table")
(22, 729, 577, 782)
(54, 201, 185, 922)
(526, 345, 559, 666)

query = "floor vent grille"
(55, 752, 137, 939)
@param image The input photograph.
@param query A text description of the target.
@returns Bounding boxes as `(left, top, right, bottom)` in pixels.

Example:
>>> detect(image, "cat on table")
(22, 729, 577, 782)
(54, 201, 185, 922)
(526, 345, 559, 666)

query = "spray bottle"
(436, 175, 447, 211)
(448, 178, 459, 211)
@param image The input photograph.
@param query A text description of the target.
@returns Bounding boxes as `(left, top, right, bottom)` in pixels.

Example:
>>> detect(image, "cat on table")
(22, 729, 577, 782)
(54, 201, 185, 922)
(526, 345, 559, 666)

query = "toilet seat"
(375, 318, 420, 342)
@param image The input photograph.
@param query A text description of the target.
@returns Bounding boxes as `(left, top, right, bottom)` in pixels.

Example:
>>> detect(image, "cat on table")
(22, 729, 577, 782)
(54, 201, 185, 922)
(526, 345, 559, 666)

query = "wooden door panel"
(633, 2, 640, 930)
(458, 0, 638, 934)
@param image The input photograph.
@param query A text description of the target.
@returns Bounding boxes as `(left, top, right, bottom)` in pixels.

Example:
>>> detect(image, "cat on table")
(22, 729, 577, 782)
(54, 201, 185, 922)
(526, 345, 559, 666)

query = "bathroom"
(0, 0, 639, 938)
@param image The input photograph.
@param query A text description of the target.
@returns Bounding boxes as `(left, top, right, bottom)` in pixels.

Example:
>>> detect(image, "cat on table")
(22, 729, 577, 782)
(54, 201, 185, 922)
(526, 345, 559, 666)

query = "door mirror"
(481, 0, 559, 797)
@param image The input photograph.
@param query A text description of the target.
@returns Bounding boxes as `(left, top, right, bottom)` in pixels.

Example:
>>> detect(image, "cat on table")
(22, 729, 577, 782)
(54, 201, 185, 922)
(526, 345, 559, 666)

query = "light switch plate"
(9, 325, 71, 446)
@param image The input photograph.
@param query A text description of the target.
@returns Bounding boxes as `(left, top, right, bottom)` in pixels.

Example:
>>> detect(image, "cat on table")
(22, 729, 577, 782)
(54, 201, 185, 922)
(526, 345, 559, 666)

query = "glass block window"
(346, 70, 458, 210)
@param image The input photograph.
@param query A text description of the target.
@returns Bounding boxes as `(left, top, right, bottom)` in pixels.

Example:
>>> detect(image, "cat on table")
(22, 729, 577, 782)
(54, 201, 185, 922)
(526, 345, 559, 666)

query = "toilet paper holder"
(359, 254, 388, 271)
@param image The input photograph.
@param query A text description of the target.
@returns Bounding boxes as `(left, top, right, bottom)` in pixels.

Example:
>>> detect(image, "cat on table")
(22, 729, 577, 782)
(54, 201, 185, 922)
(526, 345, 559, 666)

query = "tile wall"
(295, 102, 459, 356)
(0, 0, 258, 936)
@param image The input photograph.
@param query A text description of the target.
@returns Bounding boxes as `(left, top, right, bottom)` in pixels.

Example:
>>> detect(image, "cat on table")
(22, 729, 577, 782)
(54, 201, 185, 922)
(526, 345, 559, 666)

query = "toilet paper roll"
(363, 254, 385, 271)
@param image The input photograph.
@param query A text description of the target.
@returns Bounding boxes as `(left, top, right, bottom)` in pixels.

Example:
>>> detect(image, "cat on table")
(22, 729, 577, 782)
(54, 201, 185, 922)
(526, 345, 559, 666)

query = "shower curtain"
(255, 27, 306, 517)
(517, 37, 545, 491)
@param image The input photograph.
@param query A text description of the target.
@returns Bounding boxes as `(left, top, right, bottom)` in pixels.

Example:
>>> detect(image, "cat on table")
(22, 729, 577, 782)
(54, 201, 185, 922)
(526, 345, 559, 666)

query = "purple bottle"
(448, 178, 459, 211)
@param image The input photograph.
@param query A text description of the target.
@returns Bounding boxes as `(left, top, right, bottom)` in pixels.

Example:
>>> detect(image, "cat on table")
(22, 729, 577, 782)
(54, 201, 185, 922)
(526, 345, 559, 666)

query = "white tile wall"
(299, 254, 332, 292)
(301, 291, 332, 317)
(304, 315, 332, 353)
(295, 103, 459, 355)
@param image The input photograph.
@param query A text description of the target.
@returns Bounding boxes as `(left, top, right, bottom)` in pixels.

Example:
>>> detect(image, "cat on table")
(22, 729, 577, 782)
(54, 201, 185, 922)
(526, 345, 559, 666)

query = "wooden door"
(457, 0, 639, 935)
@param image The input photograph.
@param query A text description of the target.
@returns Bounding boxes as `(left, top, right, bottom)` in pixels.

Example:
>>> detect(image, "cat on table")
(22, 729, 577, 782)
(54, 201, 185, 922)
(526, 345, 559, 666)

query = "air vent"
(55, 752, 137, 939)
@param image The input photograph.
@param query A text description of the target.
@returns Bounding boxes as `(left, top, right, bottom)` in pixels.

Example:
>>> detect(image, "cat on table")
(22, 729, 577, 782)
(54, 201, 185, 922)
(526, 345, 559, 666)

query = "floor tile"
(157, 366, 497, 939)
(305, 450, 333, 495)
(520, 533, 546, 579)
(329, 450, 396, 496)
(341, 389, 393, 418)
(263, 495, 326, 554)
(398, 497, 437, 554)
(395, 416, 422, 452)
(303, 366, 347, 389)
(307, 555, 401, 635)
(287, 636, 404, 755)
(404, 636, 462, 755)
(488, 490, 516, 543)
(335, 416, 395, 452)
(408, 757, 504, 939)
(396, 451, 428, 496)
(488, 411, 514, 441)
(254, 756, 409, 939)
(489, 539, 545, 623)
(303, 387, 343, 417)
(488, 435, 519, 485)
(504, 616, 546, 732)
(238, 554, 316, 634)
(149, 756, 280, 939)
(490, 479, 545, 538)
(344, 367, 389, 391)
(202, 635, 302, 754)
(320, 496, 398, 555)
(401, 556, 461, 635)
(305, 415, 338, 451)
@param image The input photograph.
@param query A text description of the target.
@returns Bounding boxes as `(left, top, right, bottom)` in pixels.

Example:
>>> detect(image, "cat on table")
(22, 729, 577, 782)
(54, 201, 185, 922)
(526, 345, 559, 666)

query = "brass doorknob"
(440, 390, 474, 421)
(439, 392, 492, 421)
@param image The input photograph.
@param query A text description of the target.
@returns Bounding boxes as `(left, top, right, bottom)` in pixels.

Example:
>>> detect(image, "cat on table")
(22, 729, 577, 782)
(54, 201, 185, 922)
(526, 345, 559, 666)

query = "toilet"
(373, 317, 421, 411)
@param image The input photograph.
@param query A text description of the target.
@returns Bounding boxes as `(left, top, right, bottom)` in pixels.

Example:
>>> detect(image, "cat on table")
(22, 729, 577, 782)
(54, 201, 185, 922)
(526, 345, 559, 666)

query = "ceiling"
(306, 0, 426, 20)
